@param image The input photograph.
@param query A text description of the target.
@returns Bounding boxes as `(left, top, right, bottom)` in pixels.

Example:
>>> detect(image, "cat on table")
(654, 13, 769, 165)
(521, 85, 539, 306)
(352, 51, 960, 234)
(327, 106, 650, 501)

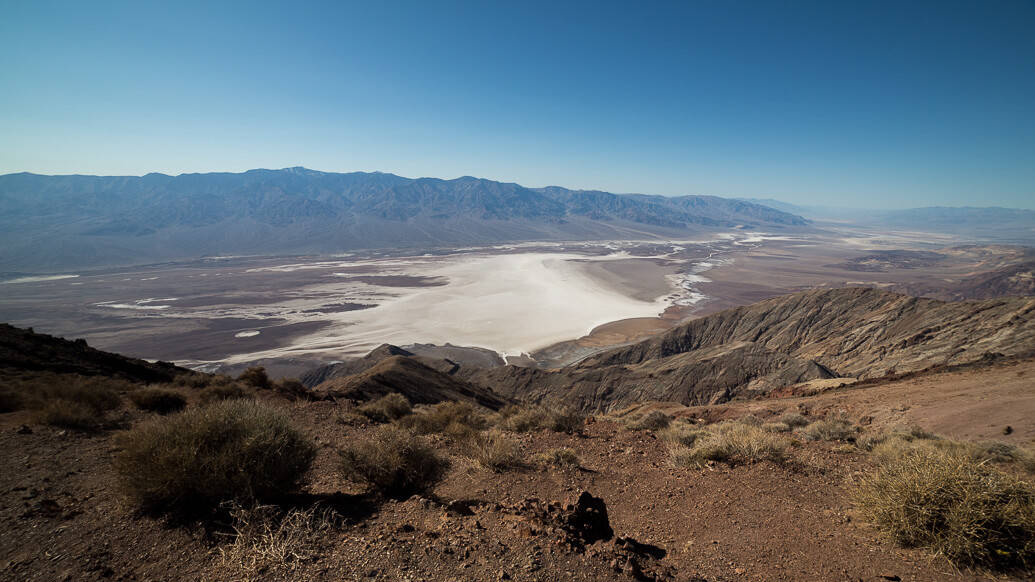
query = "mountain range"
(0, 168, 807, 272)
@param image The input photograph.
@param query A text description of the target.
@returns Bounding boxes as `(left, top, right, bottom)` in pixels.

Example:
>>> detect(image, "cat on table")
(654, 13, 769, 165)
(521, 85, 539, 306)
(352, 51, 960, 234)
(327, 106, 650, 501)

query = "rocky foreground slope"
(459, 287, 1035, 412)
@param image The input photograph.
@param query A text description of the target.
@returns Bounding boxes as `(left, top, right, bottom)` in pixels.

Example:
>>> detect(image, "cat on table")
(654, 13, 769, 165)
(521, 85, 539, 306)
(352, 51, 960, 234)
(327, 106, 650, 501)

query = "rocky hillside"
(0, 323, 185, 383)
(463, 288, 1035, 412)
(889, 260, 1035, 300)
(310, 356, 511, 410)
(0, 168, 807, 271)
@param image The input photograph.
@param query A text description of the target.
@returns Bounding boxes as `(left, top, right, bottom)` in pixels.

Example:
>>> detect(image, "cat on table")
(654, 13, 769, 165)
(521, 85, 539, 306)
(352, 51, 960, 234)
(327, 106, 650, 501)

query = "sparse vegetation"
(357, 393, 412, 423)
(779, 412, 810, 428)
(469, 429, 523, 472)
(855, 446, 1035, 569)
(237, 366, 272, 390)
(7, 373, 127, 429)
(397, 401, 488, 437)
(497, 405, 586, 434)
(33, 399, 102, 429)
(762, 421, 792, 433)
(626, 410, 672, 431)
(657, 422, 706, 447)
(216, 504, 339, 582)
(339, 425, 449, 496)
(199, 383, 253, 404)
(115, 400, 316, 512)
(802, 417, 857, 442)
(532, 447, 580, 468)
(129, 387, 188, 414)
(671, 421, 790, 466)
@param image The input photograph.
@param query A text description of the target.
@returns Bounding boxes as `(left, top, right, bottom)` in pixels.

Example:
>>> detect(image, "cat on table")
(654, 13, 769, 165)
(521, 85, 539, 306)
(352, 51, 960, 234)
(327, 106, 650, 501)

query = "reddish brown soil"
(3, 361, 1033, 582)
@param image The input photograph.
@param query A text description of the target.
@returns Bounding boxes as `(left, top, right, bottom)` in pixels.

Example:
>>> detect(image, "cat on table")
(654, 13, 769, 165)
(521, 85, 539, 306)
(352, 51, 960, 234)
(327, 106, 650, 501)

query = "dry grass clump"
(199, 383, 253, 404)
(855, 446, 1035, 569)
(397, 401, 488, 437)
(532, 447, 580, 468)
(469, 429, 523, 472)
(762, 421, 792, 433)
(626, 410, 672, 431)
(216, 504, 338, 582)
(803, 417, 858, 442)
(671, 421, 790, 467)
(356, 393, 412, 423)
(339, 425, 450, 496)
(496, 405, 583, 433)
(779, 412, 810, 428)
(10, 374, 127, 429)
(128, 387, 188, 414)
(272, 378, 313, 401)
(864, 430, 1035, 474)
(657, 422, 707, 447)
(115, 400, 316, 512)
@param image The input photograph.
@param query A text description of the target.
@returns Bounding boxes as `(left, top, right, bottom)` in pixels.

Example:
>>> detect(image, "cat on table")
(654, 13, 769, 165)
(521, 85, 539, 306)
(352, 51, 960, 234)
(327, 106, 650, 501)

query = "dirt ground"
(2, 360, 1033, 582)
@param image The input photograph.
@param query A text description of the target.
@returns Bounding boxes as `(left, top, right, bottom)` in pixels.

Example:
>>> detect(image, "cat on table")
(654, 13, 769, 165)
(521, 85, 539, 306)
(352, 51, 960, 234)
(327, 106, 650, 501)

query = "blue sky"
(1, 0, 1033, 209)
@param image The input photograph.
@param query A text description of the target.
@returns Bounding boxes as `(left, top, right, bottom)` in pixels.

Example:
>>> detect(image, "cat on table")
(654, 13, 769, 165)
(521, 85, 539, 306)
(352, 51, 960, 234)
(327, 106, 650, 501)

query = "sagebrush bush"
(673, 421, 790, 466)
(237, 367, 272, 390)
(803, 417, 857, 442)
(33, 399, 101, 429)
(657, 423, 706, 447)
(129, 387, 187, 414)
(357, 393, 412, 423)
(115, 400, 316, 512)
(856, 446, 1035, 569)
(339, 425, 449, 496)
(547, 409, 586, 434)
(532, 447, 579, 468)
(397, 401, 487, 436)
(779, 412, 810, 428)
(469, 429, 523, 472)
(200, 383, 253, 404)
(627, 410, 672, 431)
(274, 378, 313, 401)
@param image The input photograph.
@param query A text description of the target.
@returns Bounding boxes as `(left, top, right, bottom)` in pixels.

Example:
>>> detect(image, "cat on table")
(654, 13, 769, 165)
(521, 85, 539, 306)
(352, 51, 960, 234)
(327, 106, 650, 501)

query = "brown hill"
(890, 259, 1035, 300)
(311, 356, 510, 410)
(465, 287, 1035, 412)
(0, 323, 185, 383)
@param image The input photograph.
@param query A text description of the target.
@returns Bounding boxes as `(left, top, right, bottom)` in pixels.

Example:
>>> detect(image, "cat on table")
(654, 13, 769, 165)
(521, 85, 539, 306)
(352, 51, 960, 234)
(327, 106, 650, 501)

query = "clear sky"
(1, 0, 1033, 209)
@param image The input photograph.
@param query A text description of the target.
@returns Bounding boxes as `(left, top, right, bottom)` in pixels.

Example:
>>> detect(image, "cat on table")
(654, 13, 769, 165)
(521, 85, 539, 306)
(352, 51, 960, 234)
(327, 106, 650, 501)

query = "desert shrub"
(237, 367, 270, 389)
(547, 409, 586, 434)
(673, 421, 790, 466)
(469, 429, 523, 472)
(33, 399, 100, 429)
(115, 399, 316, 512)
(532, 447, 580, 468)
(779, 412, 810, 428)
(237, 367, 272, 390)
(499, 406, 549, 432)
(357, 393, 412, 423)
(803, 417, 857, 442)
(657, 423, 706, 447)
(200, 383, 253, 404)
(129, 388, 188, 414)
(627, 410, 672, 431)
(762, 421, 792, 433)
(855, 446, 1035, 569)
(0, 389, 25, 413)
(339, 425, 449, 496)
(274, 378, 313, 401)
(738, 414, 763, 427)
(398, 401, 488, 435)
(216, 504, 339, 581)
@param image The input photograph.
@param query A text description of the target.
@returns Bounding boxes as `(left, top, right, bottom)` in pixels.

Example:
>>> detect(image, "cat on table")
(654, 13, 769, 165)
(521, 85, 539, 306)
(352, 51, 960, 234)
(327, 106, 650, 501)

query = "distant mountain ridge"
(0, 167, 807, 271)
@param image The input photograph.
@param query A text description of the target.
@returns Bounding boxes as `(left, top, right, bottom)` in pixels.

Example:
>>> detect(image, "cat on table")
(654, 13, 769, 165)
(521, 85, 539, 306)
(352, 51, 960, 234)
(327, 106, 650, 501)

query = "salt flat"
(217, 251, 674, 363)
